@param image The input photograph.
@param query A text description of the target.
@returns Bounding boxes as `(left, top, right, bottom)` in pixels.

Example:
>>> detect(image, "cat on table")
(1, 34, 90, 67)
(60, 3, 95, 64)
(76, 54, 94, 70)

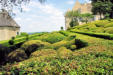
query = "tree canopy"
(65, 11, 80, 18)
(0, 0, 46, 11)
(91, 0, 113, 19)
(80, 13, 94, 24)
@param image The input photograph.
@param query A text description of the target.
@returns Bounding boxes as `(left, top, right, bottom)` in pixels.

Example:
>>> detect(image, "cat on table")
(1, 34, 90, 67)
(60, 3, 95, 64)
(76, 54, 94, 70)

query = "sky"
(14, 0, 90, 32)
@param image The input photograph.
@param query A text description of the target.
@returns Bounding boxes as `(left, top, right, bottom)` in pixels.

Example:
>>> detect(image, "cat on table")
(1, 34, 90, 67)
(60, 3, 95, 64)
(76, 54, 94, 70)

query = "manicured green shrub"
(0, 44, 11, 63)
(105, 27, 113, 34)
(71, 30, 113, 40)
(31, 49, 56, 58)
(75, 39, 88, 49)
(66, 39, 76, 49)
(8, 37, 15, 45)
(66, 34, 76, 41)
(20, 32, 28, 36)
(53, 39, 75, 50)
(70, 45, 77, 51)
(95, 28, 105, 33)
(61, 26, 64, 30)
(59, 31, 70, 36)
(104, 22, 113, 28)
(8, 40, 14, 45)
(7, 49, 28, 63)
(57, 47, 72, 58)
(95, 20, 109, 27)
(25, 34, 29, 41)
(52, 40, 67, 50)
(21, 40, 43, 49)
(21, 40, 52, 56)
(39, 32, 66, 44)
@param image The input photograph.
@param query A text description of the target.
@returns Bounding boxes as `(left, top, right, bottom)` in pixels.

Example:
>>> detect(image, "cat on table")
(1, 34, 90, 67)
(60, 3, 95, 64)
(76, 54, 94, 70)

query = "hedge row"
(0, 33, 45, 46)
(70, 30, 113, 40)
(59, 31, 70, 36)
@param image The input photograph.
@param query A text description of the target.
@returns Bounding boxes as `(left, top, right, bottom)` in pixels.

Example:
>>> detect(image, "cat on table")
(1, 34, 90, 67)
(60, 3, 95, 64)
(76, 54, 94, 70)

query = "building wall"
(0, 27, 20, 41)
(65, 2, 102, 30)
(65, 17, 71, 30)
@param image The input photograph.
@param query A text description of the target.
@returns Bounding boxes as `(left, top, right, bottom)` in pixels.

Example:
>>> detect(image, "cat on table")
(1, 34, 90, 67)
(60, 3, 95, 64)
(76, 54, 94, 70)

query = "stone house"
(65, 0, 104, 30)
(0, 9, 20, 41)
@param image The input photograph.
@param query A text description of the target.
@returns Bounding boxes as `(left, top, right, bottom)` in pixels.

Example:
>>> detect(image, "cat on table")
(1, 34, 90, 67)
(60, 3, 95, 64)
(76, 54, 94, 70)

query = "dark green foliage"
(80, 13, 94, 24)
(75, 39, 88, 49)
(8, 37, 15, 45)
(105, 27, 113, 34)
(0, 44, 11, 64)
(70, 19, 79, 27)
(41, 33, 66, 44)
(26, 34, 29, 41)
(25, 44, 39, 57)
(91, 0, 113, 19)
(67, 34, 76, 41)
(70, 45, 77, 51)
(59, 31, 70, 36)
(20, 32, 28, 36)
(71, 31, 113, 40)
(61, 26, 64, 30)
(8, 40, 14, 45)
(7, 49, 28, 63)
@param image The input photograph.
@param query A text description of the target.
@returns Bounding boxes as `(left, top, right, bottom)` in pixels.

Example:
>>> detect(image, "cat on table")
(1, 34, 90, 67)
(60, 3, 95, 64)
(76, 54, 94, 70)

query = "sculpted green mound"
(7, 49, 28, 62)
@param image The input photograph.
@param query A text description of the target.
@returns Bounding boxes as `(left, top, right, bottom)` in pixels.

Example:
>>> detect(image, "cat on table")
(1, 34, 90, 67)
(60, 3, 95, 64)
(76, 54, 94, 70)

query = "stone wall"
(0, 27, 20, 41)
(65, 1, 102, 30)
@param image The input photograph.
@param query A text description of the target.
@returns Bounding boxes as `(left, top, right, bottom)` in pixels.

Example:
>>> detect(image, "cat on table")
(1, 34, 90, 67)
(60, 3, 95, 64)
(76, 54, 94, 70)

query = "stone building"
(0, 9, 20, 41)
(65, 0, 104, 30)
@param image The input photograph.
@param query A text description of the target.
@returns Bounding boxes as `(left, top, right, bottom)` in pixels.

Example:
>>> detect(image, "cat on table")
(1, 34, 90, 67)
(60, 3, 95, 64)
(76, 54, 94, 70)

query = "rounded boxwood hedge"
(21, 40, 52, 56)
(105, 27, 113, 34)
(7, 49, 28, 62)
(38, 32, 66, 44)
(0, 44, 11, 63)
(104, 22, 113, 28)
(30, 49, 56, 58)
(57, 47, 73, 58)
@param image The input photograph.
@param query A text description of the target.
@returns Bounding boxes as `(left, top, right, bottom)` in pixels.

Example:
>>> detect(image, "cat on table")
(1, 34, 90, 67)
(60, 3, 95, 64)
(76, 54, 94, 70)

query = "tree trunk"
(99, 12, 102, 20)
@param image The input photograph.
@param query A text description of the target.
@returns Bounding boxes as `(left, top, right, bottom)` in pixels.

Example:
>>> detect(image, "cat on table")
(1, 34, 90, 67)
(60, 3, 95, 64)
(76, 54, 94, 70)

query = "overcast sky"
(14, 0, 90, 32)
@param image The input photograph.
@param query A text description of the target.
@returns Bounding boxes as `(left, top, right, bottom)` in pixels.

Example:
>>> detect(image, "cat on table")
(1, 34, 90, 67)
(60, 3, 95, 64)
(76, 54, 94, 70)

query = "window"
(17, 32, 19, 35)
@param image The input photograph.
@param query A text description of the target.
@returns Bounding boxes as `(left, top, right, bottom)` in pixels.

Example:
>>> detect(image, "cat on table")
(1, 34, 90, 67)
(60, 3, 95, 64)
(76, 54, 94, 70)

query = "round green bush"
(39, 32, 66, 44)
(75, 39, 88, 49)
(0, 44, 11, 63)
(70, 45, 77, 51)
(7, 49, 28, 62)
(66, 34, 76, 41)
(31, 49, 56, 58)
(57, 47, 72, 58)
(52, 39, 75, 50)
(104, 22, 113, 28)
(95, 20, 109, 27)
(105, 27, 113, 34)
(52, 40, 67, 50)
(21, 40, 52, 56)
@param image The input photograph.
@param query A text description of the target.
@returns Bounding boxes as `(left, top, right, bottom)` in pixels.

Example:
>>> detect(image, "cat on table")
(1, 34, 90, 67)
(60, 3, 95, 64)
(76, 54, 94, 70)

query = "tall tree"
(91, 0, 113, 19)
(0, 0, 46, 11)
